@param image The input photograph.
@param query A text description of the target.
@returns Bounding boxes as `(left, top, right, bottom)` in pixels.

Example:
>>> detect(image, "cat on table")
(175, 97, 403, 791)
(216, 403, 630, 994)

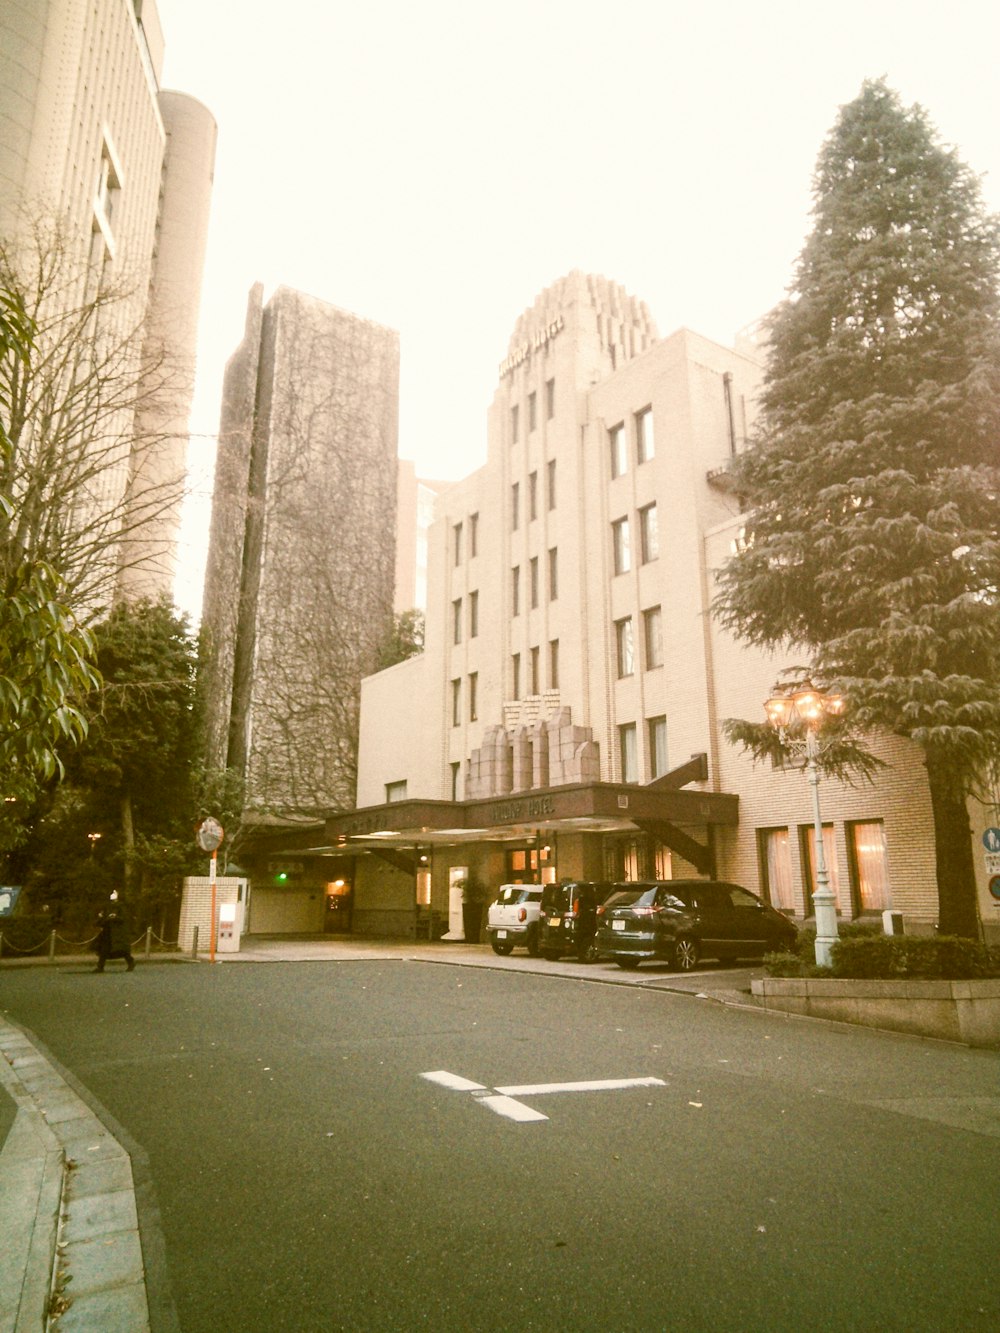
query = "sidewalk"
(0, 939, 760, 1330)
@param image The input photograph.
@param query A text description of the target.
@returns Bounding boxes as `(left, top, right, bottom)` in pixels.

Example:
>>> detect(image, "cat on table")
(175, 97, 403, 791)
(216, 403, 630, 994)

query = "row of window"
(609, 407, 655, 477)
(612, 503, 658, 574)
(759, 821, 891, 916)
(453, 512, 480, 566)
(615, 606, 662, 675)
(618, 716, 668, 783)
(452, 590, 479, 644)
(511, 548, 558, 614)
(511, 379, 556, 442)
(511, 458, 557, 530)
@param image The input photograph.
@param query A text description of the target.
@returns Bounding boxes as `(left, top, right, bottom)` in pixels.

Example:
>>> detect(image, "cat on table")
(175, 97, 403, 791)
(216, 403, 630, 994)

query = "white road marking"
(478, 1095, 550, 1123)
(421, 1070, 487, 1092)
(495, 1077, 666, 1097)
(420, 1070, 667, 1124)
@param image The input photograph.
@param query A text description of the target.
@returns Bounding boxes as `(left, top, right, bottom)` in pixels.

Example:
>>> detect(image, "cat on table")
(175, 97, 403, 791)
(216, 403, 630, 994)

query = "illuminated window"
(800, 823, 841, 914)
(759, 828, 795, 911)
(848, 820, 891, 912)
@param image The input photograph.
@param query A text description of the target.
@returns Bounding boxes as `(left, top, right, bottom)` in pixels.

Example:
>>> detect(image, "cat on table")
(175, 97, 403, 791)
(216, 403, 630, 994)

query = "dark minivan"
(538, 880, 612, 961)
(596, 880, 797, 971)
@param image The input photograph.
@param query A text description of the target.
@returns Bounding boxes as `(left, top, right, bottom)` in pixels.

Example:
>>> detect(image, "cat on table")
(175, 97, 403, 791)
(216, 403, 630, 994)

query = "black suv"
(596, 880, 797, 971)
(538, 881, 612, 961)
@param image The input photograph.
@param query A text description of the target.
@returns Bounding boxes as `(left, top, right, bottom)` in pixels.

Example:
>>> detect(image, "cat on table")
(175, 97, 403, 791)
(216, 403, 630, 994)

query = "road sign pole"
(209, 848, 218, 964)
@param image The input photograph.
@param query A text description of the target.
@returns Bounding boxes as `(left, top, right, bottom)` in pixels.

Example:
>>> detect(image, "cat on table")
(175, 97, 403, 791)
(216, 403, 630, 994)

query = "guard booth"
(178, 877, 249, 954)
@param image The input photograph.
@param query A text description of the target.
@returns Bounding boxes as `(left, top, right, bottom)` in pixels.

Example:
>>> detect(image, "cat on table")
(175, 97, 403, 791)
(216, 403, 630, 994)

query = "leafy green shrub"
(830, 935, 999, 980)
(762, 950, 803, 977)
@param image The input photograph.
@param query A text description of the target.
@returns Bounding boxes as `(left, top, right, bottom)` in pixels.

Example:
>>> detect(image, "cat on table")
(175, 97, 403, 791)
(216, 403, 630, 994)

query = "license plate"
(612, 919, 626, 932)
(549, 917, 561, 927)
(496, 930, 507, 939)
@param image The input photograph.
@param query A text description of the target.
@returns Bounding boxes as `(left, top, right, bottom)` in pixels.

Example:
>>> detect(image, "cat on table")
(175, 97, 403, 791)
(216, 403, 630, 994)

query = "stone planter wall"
(751, 977, 1000, 1048)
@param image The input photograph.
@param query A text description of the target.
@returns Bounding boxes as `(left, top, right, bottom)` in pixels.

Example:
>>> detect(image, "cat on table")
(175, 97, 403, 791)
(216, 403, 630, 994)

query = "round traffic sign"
(196, 817, 224, 852)
(989, 875, 1000, 902)
(982, 828, 1000, 852)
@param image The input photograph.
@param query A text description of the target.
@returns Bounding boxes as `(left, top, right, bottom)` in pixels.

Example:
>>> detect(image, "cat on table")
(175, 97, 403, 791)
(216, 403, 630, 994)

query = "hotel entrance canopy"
(323, 776, 738, 876)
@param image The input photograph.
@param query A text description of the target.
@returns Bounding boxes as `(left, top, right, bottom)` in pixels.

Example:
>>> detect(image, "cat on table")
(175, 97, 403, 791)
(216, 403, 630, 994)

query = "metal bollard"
(49, 929, 56, 960)
(0, 931, 4, 958)
(145, 926, 152, 958)
(191, 924, 199, 958)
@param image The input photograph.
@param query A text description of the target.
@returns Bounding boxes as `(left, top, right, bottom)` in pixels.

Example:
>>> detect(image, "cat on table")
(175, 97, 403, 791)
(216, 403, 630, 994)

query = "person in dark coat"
(95, 909, 135, 972)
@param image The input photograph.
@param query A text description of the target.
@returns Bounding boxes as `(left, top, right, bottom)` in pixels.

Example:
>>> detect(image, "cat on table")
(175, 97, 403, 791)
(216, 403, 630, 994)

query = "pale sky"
(158, 0, 1000, 620)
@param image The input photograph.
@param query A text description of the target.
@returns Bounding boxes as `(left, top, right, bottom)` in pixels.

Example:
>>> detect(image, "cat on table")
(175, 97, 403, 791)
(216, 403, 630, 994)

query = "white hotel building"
(256, 272, 997, 944)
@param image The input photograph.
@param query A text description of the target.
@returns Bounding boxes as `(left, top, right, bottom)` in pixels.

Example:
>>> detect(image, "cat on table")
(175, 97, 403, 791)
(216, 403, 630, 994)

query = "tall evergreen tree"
(715, 81, 1000, 938)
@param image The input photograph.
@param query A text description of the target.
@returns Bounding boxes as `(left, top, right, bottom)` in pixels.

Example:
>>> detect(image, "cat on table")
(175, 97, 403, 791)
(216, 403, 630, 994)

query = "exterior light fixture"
(764, 683, 844, 967)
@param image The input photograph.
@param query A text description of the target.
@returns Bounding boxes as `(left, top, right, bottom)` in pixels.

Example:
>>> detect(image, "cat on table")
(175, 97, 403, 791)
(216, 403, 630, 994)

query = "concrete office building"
(0, 0, 215, 602)
(244, 272, 997, 943)
(199, 284, 400, 825)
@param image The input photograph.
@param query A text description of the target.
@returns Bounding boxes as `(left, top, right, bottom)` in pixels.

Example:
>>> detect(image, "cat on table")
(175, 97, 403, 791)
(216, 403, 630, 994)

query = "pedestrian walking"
(94, 909, 135, 972)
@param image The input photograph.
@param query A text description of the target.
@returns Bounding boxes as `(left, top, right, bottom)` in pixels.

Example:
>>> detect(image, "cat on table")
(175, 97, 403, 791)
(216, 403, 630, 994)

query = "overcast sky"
(158, 0, 1000, 619)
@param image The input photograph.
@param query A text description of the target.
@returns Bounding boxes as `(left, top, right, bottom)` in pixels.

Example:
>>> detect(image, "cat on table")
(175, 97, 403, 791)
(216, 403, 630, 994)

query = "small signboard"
(984, 853, 1000, 876)
(0, 886, 21, 917)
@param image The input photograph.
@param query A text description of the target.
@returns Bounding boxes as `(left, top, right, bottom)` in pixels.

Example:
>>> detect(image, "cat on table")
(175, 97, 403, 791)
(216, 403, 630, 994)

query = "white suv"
(486, 885, 543, 956)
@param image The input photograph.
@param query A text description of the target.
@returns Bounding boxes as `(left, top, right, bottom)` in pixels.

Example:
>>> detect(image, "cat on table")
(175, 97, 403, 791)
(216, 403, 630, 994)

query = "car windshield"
(605, 888, 657, 909)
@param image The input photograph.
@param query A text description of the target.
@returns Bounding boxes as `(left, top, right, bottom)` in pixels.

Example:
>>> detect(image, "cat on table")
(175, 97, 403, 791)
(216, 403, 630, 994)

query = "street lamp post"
(764, 685, 844, 968)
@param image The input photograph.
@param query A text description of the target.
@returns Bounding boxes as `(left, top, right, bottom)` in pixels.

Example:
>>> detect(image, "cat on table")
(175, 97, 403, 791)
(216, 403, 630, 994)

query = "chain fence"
(0, 926, 186, 963)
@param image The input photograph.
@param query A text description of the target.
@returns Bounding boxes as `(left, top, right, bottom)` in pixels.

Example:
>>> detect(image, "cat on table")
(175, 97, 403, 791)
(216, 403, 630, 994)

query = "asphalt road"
(3, 959, 999, 1332)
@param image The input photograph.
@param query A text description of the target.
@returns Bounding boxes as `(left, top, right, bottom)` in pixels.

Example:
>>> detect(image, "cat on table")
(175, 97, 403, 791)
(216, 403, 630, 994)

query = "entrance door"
(324, 884, 353, 933)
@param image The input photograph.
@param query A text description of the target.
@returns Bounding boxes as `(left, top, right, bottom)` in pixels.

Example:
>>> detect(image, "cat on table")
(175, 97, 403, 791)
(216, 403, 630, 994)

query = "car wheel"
(526, 925, 541, 958)
(615, 957, 641, 970)
(673, 936, 700, 971)
(491, 939, 514, 956)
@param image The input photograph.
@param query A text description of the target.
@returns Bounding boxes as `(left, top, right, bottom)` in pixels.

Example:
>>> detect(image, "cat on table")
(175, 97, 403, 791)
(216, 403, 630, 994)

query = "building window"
(529, 471, 538, 520)
(612, 517, 631, 575)
(528, 390, 537, 432)
(546, 378, 555, 419)
(511, 653, 521, 700)
(547, 458, 556, 510)
(648, 716, 668, 780)
(619, 723, 638, 783)
(511, 566, 520, 616)
(643, 606, 663, 669)
(530, 645, 540, 694)
(469, 512, 479, 557)
(800, 823, 841, 914)
(759, 828, 795, 911)
(848, 820, 891, 913)
(511, 404, 519, 443)
(636, 407, 655, 463)
(530, 556, 539, 608)
(451, 678, 461, 726)
(385, 780, 408, 803)
(609, 423, 627, 478)
(639, 503, 659, 563)
(450, 762, 461, 801)
(549, 638, 559, 689)
(615, 617, 635, 677)
(548, 547, 558, 600)
(453, 521, 463, 566)
(469, 672, 478, 721)
(511, 482, 520, 531)
(452, 598, 462, 645)
(468, 590, 479, 638)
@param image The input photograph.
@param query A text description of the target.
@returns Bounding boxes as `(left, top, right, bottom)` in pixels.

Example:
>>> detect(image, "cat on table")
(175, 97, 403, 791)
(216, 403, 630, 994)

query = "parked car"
(538, 880, 612, 960)
(596, 880, 798, 971)
(486, 884, 543, 956)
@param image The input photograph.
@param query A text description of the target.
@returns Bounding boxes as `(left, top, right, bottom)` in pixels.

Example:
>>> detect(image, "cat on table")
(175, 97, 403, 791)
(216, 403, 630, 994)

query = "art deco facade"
(264, 270, 997, 943)
(199, 284, 400, 818)
(0, 0, 215, 602)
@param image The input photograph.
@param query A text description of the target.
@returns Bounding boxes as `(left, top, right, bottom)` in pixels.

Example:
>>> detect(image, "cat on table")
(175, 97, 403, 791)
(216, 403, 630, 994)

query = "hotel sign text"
(498, 315, 565, 379)
(487, 796, 556, 824)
